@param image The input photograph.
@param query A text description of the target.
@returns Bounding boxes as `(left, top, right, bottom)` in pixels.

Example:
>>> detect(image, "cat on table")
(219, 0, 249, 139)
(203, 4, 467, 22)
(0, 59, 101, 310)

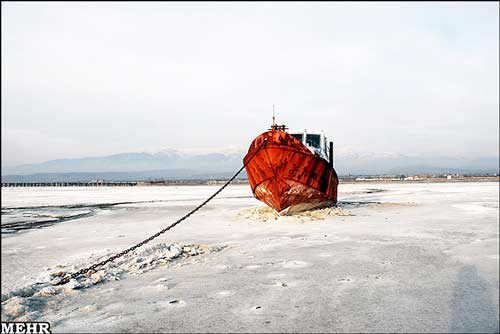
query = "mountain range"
(2, 148, 498, 182)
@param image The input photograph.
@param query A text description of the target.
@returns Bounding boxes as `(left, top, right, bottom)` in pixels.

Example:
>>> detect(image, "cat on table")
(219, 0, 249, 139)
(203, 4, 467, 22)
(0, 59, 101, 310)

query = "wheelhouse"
(289, 129, 330, 161)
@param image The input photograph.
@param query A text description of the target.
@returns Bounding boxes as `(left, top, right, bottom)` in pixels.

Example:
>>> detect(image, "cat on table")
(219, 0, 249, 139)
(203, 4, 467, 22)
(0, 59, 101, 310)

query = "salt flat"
(1, 182, 499, 333)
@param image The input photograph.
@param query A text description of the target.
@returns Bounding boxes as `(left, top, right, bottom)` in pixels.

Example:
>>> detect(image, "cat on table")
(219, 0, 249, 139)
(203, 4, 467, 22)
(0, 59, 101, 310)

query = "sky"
(2, 2, 499, 166)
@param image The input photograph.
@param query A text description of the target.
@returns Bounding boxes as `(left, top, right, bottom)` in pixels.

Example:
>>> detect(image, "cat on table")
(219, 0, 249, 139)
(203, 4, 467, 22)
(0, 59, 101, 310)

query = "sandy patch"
(238, 205, 352, 223)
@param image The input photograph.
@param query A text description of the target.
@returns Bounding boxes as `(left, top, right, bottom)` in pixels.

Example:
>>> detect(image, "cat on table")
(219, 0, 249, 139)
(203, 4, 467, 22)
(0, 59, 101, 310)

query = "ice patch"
(245, 264, 262, 270)
(452, 203, 498, 215)
(281, 260, 310, 269)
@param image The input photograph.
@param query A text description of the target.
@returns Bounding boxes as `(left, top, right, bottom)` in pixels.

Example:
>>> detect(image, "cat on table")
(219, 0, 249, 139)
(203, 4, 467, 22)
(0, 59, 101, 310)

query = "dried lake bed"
(1, 182, 499, 333)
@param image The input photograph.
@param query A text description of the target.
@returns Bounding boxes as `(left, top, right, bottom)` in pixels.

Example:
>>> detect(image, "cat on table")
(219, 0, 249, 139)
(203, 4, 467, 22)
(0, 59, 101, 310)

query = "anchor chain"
(56, 140, 266, 285)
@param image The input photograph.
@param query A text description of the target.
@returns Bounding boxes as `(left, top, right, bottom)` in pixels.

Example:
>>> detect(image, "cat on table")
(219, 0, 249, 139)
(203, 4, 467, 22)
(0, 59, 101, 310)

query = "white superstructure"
(288, 129, 330, 161)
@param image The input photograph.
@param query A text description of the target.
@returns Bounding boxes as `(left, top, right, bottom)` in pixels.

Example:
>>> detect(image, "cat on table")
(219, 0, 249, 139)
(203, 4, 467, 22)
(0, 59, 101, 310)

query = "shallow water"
(1, 207, 95, 234)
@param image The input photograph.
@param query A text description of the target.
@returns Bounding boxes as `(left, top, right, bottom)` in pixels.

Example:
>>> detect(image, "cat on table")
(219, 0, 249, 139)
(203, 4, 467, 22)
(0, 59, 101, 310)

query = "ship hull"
(244, 130, 338, 214)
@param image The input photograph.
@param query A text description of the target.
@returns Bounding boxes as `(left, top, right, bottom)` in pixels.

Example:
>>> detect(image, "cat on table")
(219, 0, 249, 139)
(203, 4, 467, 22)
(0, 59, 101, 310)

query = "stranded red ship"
(244, 121, 338, 214)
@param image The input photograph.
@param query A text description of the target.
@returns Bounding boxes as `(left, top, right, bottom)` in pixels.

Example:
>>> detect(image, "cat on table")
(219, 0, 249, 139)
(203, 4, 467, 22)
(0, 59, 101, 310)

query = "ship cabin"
(289, 130, 331, 162)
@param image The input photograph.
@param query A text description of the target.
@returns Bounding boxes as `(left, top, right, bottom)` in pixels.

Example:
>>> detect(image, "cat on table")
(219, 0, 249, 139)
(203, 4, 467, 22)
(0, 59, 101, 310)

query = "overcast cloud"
(2, 2, 499, 165)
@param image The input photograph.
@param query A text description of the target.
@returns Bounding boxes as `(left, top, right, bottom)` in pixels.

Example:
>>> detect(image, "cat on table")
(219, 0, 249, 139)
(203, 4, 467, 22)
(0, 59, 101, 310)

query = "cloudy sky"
(2, 2, 499, 165)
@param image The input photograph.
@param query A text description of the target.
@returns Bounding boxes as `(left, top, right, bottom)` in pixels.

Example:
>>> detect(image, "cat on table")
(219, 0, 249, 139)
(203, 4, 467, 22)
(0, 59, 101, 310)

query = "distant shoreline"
(339, 176, 499, 184)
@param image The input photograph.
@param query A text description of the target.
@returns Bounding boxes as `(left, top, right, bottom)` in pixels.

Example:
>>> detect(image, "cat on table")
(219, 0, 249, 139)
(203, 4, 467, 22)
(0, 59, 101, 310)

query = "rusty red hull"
(244, 130, 338, 213)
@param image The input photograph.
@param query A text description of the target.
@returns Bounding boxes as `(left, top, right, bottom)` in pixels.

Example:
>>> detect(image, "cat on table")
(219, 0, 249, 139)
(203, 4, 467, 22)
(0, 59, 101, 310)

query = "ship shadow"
(448, 265, 499, 333)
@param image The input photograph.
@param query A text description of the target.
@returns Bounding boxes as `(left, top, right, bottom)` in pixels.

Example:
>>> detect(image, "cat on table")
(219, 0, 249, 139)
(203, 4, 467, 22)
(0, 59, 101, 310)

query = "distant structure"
(1, 181, 137, 187)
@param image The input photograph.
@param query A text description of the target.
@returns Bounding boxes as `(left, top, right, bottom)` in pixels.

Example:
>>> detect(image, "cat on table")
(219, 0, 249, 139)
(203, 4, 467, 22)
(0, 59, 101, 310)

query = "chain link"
(56, 140, 266, 285)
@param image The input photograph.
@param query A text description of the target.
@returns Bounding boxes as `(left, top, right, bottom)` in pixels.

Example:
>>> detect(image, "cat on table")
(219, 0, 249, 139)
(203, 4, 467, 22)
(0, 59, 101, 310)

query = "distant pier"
(1, 182, 137, 187)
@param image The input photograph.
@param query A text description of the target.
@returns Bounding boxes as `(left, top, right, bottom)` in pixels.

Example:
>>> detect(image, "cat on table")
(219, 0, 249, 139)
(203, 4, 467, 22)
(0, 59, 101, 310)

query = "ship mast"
(270, 104, 288, 131)
(272, 104, 276, 127)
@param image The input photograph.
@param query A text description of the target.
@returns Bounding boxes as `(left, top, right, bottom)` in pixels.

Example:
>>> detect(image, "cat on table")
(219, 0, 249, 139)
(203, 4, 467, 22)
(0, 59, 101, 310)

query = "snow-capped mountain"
(1, 146, 498, 182)
(1, 150, 244, 176)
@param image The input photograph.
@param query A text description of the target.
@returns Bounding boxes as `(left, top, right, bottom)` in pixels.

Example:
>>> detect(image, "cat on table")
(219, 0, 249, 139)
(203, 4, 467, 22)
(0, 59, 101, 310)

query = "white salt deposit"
(1, 242, 220, 321)
(1, 183, 499, 332)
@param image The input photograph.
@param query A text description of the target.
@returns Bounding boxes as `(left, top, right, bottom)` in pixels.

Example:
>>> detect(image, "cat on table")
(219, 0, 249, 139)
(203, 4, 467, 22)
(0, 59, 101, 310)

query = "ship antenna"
(272, 104, 276, 127)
